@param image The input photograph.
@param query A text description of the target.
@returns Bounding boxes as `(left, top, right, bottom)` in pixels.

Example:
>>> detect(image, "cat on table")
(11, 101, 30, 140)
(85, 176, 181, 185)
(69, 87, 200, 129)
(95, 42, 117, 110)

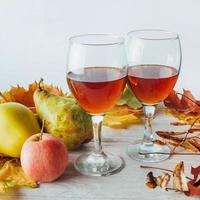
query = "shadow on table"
(56, 161, 82, 182)
(0, 188, 24, 200)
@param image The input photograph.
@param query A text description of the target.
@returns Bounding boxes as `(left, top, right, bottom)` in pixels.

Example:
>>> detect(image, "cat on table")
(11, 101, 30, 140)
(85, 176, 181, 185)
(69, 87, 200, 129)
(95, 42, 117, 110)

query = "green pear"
(33, 89, 93, 150)
(0, 102, 40, 157)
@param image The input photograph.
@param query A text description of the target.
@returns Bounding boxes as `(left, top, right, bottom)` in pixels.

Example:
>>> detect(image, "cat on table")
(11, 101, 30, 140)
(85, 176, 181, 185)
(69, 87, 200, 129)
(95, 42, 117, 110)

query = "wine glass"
(66, 34, 127, 176)
(126, 30, 181, 162)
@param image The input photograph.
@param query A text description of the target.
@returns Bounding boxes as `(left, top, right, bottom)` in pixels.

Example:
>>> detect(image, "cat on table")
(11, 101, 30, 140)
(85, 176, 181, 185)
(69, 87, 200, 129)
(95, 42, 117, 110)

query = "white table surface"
(0, 108, 199, 200)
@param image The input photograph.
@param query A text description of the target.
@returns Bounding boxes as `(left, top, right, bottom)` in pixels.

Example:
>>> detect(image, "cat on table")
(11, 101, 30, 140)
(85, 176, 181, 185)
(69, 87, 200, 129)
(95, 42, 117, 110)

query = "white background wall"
(0, 0, 199, 96)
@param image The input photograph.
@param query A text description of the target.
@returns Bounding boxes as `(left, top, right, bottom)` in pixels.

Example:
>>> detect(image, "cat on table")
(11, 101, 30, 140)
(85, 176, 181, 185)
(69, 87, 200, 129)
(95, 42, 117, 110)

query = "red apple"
(21, 133, 68, 183)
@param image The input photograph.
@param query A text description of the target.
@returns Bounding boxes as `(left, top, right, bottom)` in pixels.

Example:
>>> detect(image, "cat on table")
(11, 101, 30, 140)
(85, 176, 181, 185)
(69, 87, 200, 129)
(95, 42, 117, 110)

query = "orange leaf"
(0, 81, 64, 112)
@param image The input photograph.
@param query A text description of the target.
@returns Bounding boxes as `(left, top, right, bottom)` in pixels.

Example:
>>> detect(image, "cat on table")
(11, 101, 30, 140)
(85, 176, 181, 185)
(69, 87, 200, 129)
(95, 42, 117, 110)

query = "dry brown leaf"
(0, 159, 38, 193)
(146, 171, 171, 191)
(170, 121, 189, 126)
(156, 131, 184, 142)
(156, 131, 200, 152)
(156, 173, 171, 191)
(189, 138, 200, 151)
(164, 89, 200, 114)
(153, 140, 166, 146)
(173, 161, 189, 192)
(146, 172, 157, 189)
(144, 162, 200, 196)
(168, 141, 200, 152)
(164, 89, 200, 126)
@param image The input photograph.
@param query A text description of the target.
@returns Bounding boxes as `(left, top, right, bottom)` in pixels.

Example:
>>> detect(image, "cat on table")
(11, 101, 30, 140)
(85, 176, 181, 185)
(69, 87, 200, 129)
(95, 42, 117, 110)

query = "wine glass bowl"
(66, 34, 127, 176)
(126, 30, 181, 162)
(67, 66, 126, 114)
(128, 64, 179, 105)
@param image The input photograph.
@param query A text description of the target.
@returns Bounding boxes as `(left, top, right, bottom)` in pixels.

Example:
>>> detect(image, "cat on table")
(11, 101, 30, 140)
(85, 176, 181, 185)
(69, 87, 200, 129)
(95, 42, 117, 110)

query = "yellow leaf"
(165, 108, 200, 125)
(104, 113, 141, 129)
(103, 105, 142, 128)
(0, 160, 38, 193)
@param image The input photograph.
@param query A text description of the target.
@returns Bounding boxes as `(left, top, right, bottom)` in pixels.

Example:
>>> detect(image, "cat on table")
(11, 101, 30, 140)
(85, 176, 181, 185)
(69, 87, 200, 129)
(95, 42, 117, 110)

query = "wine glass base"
(74, 152, 125, 176)
(127, 141, 170, 163)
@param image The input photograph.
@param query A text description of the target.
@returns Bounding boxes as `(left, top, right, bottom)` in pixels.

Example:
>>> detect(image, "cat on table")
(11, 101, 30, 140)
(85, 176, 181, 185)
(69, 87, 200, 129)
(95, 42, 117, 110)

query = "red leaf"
(185, 181, 200, 196)
(164, 89, 200, 114)
(184, 165, 200, 196)
(191, 165, 200, 180)
(181, 90, 197, 109)
(164, 90, 181, 109)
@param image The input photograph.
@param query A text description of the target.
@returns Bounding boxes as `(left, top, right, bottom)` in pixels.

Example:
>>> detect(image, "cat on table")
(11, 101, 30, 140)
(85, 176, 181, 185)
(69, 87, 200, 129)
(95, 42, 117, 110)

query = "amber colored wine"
(128, 65, 178, 105)
(67, 67, 127, 114)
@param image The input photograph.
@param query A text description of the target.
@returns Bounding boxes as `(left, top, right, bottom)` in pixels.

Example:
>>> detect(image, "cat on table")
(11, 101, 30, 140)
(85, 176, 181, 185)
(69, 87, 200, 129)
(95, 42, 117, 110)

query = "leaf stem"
(139, 152, 200, 155)
(140, 165, 173, 173)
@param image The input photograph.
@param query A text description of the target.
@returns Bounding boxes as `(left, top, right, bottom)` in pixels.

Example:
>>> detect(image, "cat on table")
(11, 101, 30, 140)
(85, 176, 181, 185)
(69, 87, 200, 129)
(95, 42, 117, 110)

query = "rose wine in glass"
(67, 67, 126, 114)
(126, 30, 181, 162)
(128, 65, 178, 104)
(66, 34, 127, 176)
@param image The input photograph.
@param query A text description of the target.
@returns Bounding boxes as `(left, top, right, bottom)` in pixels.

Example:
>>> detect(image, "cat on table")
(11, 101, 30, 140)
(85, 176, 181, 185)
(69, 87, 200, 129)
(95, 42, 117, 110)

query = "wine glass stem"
(91, 115, 104, 154)
(142, 105, 156, 146)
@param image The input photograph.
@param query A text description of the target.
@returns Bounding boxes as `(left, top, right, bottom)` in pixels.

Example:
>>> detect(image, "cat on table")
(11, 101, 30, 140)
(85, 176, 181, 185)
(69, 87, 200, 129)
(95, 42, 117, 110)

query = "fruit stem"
(40, 120, 45, 140)
(38, 78, 44, 91)
(0, 92, 9, 102)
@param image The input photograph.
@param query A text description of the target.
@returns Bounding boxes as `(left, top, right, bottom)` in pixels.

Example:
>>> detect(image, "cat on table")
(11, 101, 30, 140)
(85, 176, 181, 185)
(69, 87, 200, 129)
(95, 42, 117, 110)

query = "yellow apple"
(0, 102, 40, 157)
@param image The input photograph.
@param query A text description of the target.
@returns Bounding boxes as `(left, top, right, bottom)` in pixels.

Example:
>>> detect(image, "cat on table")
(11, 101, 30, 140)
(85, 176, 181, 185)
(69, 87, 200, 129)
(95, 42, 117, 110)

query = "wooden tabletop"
(1, 109, 199, 200)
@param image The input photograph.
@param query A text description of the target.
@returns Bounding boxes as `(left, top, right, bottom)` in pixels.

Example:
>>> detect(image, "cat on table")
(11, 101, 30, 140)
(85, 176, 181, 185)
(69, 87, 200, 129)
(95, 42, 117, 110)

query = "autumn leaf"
(191, 165, 200, 180)
(146, 172, 157, 189)
(170, 121, 188, 126)
(103, 105, 142, 128)
(0, 81, 64, 112)
(143, 162, 200, 196)
(164, 90, 182, 109)
(185, 165, 200, 196)
(117, 87, 142, 109)
(0, 159, 38, 193)
(156, 131, 200, 152)
(146, 171, 171, 191)
(104, 88, 143, 128)
(153, 140, 166, 146)
(164, 89, 200, 129)
(173, 161, 189, 191)
(164, 89, 200, 114)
